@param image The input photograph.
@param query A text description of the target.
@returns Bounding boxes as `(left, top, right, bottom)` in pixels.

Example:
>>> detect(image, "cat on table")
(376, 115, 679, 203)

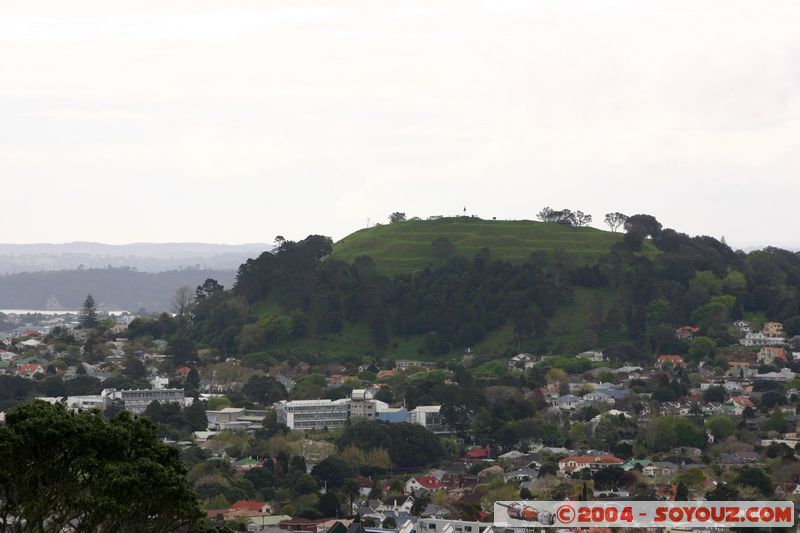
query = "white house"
(405, 476, 445, 494)
(577, 350, 605, 362)
(584, 391, 615, 405)
(740, 332, 786, 347)
(378, 496, 415, 514)
(508, 353, 537, 369)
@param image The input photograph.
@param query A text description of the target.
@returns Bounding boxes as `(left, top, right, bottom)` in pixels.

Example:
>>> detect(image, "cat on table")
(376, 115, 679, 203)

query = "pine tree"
(79, 294, 98, 328)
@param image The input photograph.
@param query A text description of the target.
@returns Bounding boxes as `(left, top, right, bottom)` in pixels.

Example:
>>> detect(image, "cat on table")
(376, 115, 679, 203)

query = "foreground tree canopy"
(0, 401, 202, 532)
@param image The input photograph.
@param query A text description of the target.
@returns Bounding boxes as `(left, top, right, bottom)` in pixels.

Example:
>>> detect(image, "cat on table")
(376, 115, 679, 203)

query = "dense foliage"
(185, 216, 800, 362)
(0, 401, 202, 532)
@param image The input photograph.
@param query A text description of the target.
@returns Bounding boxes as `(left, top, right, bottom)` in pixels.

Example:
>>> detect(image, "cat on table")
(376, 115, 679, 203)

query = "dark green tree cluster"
(0, 401, 202, 532)
(336, 420, 445, 468)
(143, 400, 209, 439)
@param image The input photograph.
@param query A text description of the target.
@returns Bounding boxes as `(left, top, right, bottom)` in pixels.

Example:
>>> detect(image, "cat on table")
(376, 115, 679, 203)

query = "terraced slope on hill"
(331, 217, 652, 275)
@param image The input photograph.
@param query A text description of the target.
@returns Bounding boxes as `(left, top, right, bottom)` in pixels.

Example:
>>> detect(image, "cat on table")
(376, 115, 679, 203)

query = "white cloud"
(0, 0, 798, 245)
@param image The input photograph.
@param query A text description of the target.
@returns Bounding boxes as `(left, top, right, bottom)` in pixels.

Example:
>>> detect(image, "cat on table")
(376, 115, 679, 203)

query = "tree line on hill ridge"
(123, 212, 800, 365)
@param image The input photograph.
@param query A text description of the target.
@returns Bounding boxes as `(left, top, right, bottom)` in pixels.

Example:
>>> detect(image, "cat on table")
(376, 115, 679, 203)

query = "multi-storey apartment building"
(408, 405, 446, 433)
(276, 399, 349, 431)
(111, 388, 186, 414)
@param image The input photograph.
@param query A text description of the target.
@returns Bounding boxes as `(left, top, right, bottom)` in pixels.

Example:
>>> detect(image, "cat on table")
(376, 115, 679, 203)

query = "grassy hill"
(331, 217, 653, 275)
(243, 218, 652, 359)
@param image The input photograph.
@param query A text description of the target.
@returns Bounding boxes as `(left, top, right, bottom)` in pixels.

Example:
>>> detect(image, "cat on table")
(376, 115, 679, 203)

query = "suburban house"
(551, 394, 585, 410)
(584, 391, 615, 405)
(657, 355, 685, 368)
(377, 496, 415, 514)
(763, 322, 785, 337)
(774, 483, 800, 498)
(405, 476, 445, 494)
(733, 320, 752, 334)
(395, 360, 437, 371)
(558, 455, 624, 473)
(643, 462, 679, 478)
(754, 368, 796, 382)
(740, 332, 786, 347)
(577, 349, 605, 362)
(18, 338, 42, 349)
(439, 463, 469, 489)
(18, 363, 45, 378)
(464, 447, 492, 462)
(229, 500, 272, 515)
(719, 451, 759, 465)
(757, 346, 787, 364)
(675, 326, 700, 340)
(508, 353, 537, 369)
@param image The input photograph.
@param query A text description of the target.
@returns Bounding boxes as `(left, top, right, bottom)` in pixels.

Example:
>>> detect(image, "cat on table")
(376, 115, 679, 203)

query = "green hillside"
(236, 217, 658, 360)
(331, 217, 653, 275)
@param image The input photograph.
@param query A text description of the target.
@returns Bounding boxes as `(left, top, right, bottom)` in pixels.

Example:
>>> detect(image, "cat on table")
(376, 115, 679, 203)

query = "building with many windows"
(276, 399, 349, 431)
(36, 388, 187, 414)
(112, 388, 186, 413)
(349, 389, 379, 420)
(408, 405, 446, 433)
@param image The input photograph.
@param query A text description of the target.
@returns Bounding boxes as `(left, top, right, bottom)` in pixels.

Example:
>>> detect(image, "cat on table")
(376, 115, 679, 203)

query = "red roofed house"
(405, 475, 445, 494)
(724, 396, 755, 416)
(675, 326, 700, 340)
(18, 363, 45, 378)
(657, 355, 685, 368)
(229, 500, 272, 515)
(464, 446, 492, 461)
(757, 346, 787, 365)
(558, 455, 623, 473)
(176, 366, 192, 376)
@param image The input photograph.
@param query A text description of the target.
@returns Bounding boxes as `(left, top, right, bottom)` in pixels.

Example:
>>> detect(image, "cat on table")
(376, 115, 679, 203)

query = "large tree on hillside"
(0, 401, 202, 531)
(624, 214, 663, 238)
(572, 211, 592, 227)
(604, 212, 628, 232)
(79, 294, 98, 328)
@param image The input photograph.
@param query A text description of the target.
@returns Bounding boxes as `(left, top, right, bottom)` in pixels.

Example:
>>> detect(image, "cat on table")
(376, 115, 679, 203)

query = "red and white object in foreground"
(494, 501, 794, 528)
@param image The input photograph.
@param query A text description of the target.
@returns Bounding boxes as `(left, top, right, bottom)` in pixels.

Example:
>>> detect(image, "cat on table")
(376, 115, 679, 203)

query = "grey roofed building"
(504, 467, 539, 482)
(551, 394, 585, 410)
(719, 451, 759, 465)
(421, 504, 450, 518)
(274, 374, 296, 392)
(613, 366, 643, 374)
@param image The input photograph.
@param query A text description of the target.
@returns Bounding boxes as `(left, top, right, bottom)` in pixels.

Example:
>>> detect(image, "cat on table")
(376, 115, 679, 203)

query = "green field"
(330, 217, 652, 275)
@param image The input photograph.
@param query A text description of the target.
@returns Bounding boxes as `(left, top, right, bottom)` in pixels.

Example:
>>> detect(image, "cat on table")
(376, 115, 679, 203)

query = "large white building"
(408, 405, 446, 433)
(113, 388, 186, 413)
(739, 332, 786, 347)
(276, 391, 447, 432)
(36, 388, 187, 414)
(275, 399, 349, 431)
(205, 407, 270, 431)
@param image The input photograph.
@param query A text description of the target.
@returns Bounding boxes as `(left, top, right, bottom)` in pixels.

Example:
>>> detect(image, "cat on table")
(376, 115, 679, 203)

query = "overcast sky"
(1, 1, 799, 248)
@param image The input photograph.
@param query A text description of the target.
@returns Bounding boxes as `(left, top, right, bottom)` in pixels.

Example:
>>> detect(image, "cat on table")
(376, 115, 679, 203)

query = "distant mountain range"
(0, 267, 238, 313)
(0, 242, 271, 274)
